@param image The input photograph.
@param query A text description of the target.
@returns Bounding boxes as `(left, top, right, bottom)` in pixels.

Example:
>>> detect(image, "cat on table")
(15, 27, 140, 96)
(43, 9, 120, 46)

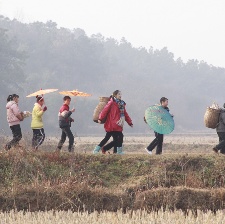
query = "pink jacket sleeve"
(124, 108, 133, 126)
(11, 104, 20, 116)
(99, 100, 113, 121)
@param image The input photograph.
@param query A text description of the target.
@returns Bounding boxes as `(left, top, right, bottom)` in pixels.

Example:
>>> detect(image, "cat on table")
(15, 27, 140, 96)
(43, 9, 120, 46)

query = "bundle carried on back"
(204, 102, 221, 129)
(93, 97, 110, 123)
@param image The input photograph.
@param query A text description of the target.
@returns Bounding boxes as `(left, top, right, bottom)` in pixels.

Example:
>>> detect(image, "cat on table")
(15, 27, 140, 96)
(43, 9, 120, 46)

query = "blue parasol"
(145, 105, 174, 134)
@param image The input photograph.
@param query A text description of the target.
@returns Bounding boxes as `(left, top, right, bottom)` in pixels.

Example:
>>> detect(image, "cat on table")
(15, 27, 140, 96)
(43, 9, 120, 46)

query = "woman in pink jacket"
(5, 94, 24, 150)
(97, 90, 133, 154)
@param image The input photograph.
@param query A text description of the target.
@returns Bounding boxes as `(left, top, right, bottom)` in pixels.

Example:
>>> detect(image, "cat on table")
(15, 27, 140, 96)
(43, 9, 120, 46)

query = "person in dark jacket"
(57, 96, 75, 152)
(213, 104, 225, 154)
(145, 97, 173, 155)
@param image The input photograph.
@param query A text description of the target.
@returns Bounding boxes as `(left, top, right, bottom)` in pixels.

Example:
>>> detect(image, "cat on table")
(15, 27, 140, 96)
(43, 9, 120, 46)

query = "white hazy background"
(0, 0, 225, 67)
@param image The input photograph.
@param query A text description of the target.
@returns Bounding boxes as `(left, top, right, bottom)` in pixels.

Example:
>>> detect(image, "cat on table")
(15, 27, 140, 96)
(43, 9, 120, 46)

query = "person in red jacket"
(98, 90, 133, 154)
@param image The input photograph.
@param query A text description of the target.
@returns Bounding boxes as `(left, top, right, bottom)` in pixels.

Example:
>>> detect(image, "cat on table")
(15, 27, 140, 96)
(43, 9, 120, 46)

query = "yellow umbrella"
(26, 89, 58, 97)
(59, 90, 92, 109)
(59, 90, 92, 97)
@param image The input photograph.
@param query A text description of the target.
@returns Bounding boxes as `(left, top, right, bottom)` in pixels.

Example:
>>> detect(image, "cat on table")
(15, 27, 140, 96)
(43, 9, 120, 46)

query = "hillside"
(1, 15, 225, 135)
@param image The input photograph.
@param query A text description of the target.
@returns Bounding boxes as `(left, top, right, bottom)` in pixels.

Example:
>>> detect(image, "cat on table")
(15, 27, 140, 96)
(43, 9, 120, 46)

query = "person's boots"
(93, 145, 101, 154)
(117, 147, 124, 155)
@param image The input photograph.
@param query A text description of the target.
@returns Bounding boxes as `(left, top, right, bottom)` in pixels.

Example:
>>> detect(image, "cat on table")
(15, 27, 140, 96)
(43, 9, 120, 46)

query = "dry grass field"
(0, 134, 224, 223)
(0, 209, 224, 224)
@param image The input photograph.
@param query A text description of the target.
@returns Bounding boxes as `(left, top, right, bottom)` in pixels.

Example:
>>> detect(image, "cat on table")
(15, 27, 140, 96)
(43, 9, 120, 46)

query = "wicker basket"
(204, 107, 221, 129)
(93, 97, 110, 123)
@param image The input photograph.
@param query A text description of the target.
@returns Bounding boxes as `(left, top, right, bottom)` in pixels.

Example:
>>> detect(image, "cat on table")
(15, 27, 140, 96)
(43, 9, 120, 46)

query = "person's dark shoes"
(213, 148, 219, 153)
(101, 147, 106, 154)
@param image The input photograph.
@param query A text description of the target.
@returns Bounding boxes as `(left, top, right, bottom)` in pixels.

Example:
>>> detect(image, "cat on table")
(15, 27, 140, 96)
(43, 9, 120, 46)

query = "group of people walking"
(5, 89, 165, 155)
(93, 91, 173, 155)
(5, 89, 225, 155)
(5, 94, 75, 152)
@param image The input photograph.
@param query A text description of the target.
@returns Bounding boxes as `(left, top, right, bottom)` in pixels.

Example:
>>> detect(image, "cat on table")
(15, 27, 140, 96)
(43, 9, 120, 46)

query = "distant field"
(1, 134, 219, 154)
(51, 133, 219, 145)
(73, 134, 218, 154)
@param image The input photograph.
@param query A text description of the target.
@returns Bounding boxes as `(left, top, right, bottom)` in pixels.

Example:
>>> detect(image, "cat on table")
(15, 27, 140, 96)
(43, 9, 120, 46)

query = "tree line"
(0, 15, 224, 135)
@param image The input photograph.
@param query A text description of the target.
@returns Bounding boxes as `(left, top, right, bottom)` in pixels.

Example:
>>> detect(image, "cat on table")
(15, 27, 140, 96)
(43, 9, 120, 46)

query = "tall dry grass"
(0, 149, 224, 213)
(0, 209, 224, 224)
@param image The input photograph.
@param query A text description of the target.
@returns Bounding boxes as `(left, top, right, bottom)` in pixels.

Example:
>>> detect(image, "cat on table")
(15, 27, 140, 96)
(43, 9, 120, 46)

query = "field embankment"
(0, 149, 224, 213)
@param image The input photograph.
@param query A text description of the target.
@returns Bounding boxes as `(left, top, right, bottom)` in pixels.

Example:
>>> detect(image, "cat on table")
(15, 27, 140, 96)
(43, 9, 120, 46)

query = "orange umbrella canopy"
(26, 89, 58, 97)
(59, 90, 92, 97)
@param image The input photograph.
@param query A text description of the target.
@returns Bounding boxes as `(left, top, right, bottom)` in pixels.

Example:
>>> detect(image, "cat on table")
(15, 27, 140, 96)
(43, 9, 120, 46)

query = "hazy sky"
(0, 0, 225, 67)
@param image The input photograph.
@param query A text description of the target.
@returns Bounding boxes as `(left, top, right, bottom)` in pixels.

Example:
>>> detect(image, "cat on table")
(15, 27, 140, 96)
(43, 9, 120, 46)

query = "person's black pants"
(215, 132, 225, 154)
(103, 131, 123, 153)
(6, 124, 22, 150)
(147, 132, 164, 154)
(98, 132, 116, 153)
(32, 128, 45, 150)
(104, 141, 116, 152)
(57, 127, 74, 152)
(99, 132, 112, 147)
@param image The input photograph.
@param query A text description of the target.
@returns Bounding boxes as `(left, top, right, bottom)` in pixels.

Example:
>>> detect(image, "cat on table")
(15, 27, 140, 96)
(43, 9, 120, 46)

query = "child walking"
(31, 96, 47, 150)
(57, 96, 75, 152)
